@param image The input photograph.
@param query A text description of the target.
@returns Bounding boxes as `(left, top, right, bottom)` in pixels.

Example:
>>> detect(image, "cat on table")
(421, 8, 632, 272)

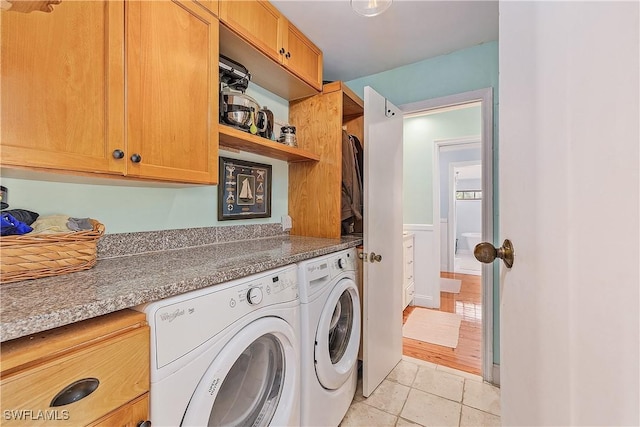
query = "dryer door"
(314, 278, 361, 390)
(182, 317, 298, 427)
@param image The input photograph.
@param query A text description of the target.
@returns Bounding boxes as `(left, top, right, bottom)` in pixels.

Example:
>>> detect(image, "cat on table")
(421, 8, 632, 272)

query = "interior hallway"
(341, 356, 500, 426)
(402, 272, 482, 375)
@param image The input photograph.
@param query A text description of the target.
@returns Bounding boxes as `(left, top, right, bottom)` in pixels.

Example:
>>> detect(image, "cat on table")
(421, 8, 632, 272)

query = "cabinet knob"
(112, 149, 125, 159)
(279, 47, 285, 54)
(137, 421, 152, 427)
(285, 52, 291, 59)
(130, 153, 142, 163)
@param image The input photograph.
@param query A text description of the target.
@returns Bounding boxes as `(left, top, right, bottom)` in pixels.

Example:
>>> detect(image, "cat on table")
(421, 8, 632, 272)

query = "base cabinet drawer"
(1, 320, 149, 427)
(404, 282, 415, 308)
(89, 393, 149, 427)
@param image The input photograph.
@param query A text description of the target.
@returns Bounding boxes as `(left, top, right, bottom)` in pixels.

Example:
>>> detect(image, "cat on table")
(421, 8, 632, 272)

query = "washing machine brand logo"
(159, 308, 186, 322)
(308, 263, 327, 273)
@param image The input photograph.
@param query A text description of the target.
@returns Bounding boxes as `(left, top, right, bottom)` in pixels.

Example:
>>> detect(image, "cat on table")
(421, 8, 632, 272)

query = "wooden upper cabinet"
(218, 0, 283, 62)
(219, 0, 322, 91)
(283, 19, 323, 90)
(0, 0, 126, 175)
(195, 0, 218, 16)
(126, 0, 219, 184)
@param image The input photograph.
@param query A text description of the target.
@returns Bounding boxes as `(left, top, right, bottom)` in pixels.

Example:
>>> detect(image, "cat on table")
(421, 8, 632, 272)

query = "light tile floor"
(341, 356, 501, 427)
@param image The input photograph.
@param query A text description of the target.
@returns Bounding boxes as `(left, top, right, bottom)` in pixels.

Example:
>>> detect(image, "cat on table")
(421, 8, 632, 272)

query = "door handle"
(474, 239, 514, 268)
(369, 252, 382, 263)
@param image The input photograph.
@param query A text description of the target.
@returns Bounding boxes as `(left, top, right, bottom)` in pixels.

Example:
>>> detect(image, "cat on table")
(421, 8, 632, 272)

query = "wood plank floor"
(402, 272, 482, 375)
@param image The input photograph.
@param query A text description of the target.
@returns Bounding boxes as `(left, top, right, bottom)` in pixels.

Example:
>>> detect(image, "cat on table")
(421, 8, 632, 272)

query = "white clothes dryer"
(134, 265, 300, 427)
(297, 248, 361, 427)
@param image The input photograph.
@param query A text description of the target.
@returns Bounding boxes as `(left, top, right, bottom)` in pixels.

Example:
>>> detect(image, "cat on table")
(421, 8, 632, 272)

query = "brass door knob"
(369, 252, 382, 263)
(474, 239, 514, 268)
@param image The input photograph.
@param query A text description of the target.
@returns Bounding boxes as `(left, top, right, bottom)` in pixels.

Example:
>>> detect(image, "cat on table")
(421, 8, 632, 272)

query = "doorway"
(399, 88, 494, 382)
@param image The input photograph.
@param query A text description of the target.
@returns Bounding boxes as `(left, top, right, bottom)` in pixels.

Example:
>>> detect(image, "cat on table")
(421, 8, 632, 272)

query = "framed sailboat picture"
(218, 157, 272, 220)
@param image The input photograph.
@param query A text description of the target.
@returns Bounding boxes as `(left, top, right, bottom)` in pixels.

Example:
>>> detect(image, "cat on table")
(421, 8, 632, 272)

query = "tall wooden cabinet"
(1, 0, 219, 184)
(0, 0, 125, 176)
(288, 82, 364, 238)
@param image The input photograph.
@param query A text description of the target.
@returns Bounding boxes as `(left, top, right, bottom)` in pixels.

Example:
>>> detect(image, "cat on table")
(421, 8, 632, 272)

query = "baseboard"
(413, 294, 437, 308)
(492, 364, 500, 386)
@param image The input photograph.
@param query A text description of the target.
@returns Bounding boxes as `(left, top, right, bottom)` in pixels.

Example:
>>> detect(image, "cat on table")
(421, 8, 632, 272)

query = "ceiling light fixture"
(350, 0, 392, 17)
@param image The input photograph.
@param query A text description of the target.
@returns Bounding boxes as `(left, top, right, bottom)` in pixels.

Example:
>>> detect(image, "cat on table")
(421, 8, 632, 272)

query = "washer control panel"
(332, 248, 357, 275)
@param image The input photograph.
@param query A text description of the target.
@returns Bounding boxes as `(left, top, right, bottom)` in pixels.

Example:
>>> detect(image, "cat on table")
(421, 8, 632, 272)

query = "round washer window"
(328, 290, 354, 364)
(207, 334, 285, 427)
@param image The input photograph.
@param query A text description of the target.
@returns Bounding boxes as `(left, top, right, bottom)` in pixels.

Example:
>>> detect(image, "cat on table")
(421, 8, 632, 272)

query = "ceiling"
(270, 0, 498, 82)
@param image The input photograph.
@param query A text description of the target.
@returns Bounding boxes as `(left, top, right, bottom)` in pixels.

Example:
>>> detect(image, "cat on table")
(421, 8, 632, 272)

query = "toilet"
(462, 232, 482, 251)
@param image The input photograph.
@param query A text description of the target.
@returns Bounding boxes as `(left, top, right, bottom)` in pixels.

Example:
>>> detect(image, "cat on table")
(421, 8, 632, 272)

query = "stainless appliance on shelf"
(219, 55, 273, 139)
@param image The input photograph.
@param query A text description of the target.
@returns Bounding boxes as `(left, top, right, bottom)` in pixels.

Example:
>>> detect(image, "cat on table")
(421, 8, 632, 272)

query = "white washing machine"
(297, 248, 361, 427)
(134, 265, 300, 427)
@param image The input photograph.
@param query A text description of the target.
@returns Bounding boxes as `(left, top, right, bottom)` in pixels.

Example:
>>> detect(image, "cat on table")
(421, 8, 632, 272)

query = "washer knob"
(247, 287, 263, 305)
(338, 258, 346, 269)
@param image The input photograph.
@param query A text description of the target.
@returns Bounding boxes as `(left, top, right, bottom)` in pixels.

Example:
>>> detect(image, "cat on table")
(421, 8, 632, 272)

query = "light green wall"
(0, 85, 289, 234)
(347, 41, 500, 366)
(403, 106, 481, 224)
(346, 41, 498, 107)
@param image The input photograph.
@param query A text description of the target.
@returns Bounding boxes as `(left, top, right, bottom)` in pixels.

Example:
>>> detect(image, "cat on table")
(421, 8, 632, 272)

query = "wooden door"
(499, 2, 639, 425)
(283, 20, 323, 91)
(0, 1, 125, 175)
(362, 87, 404, 397)
(126, 0, 219, 184)
(218, 0, 283, 63)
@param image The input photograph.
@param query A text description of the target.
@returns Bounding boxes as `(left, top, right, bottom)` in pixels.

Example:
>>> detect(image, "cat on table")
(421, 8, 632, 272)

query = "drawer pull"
(50, 378, 99, 407)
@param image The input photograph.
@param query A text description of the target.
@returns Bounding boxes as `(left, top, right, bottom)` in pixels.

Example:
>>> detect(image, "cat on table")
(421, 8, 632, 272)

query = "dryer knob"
(338, 258, 346, 269)
(247, 287, 263, 305)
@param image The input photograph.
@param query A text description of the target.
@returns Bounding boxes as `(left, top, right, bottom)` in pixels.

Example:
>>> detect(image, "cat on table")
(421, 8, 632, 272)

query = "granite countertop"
(0, 235, 362, 342)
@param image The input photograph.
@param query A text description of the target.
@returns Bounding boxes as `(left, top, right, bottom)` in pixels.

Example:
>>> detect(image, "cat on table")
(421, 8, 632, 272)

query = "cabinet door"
(126, 0, 219, 184)
(195, 0, 218, 16)
(1, 1, 125, 175)
(283, 20, 323, 90)
(218, 0, 283, 63)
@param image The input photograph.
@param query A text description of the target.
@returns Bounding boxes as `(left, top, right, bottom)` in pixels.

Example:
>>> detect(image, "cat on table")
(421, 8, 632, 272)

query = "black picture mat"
(218, 157, 272, 220)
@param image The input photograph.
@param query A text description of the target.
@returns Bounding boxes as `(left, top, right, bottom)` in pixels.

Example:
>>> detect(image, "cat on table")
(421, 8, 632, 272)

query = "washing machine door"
(314, 277, 361, 390)
(181, 317, 297, 427)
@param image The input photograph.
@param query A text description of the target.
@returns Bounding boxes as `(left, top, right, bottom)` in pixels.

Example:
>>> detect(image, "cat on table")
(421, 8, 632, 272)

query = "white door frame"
(400, 87, 495, 383)
(436, 142, 482, 273)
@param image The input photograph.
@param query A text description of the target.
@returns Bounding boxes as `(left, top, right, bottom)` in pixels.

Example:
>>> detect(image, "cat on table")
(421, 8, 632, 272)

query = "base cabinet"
(90, 393, 149, 427)
(0, 310, 150, 427)
(403, 234, 415, 309)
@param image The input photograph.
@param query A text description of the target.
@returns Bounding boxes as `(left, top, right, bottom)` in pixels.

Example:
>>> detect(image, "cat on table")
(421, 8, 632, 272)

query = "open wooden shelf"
(219, 125, 320, 163)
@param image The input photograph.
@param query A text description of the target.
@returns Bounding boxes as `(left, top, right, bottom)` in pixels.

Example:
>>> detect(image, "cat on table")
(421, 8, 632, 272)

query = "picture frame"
(218, 157, 272, 220)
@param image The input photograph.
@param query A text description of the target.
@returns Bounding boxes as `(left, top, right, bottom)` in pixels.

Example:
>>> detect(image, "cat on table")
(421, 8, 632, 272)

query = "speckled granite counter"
(0, 235, 362, 342)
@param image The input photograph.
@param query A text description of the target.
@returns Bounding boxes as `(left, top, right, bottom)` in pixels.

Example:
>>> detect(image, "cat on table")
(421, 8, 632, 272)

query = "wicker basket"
(0, 219, 105, 284)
